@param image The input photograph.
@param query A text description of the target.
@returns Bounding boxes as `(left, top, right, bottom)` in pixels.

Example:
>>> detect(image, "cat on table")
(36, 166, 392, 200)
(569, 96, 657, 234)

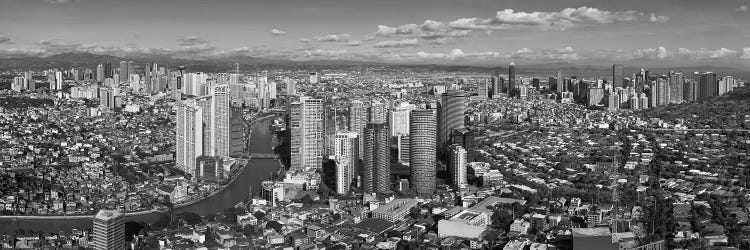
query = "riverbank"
(0, 114, 282, 234)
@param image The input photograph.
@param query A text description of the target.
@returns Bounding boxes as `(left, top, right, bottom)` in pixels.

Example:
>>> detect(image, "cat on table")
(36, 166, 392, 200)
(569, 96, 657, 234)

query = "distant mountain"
(0, 52, 748, 79)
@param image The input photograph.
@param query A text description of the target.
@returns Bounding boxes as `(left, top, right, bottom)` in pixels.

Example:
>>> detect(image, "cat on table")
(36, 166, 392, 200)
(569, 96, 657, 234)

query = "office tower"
(683, 80, 695, 102)
(285, 77, 296, 96)
(209, 85, 230, 158)
(508, 61, 516, 92)
(588, 88, 604, 106)
(290, 96, 325, 171)
(719, 76, 735, 96)
(656, 77, 669, 106)
(23, 72, 31, 89)
(12, 77, 24, 92)
(144, 63, 152, 90)
(409, 109, 437, 195)
(309, 72, 318, 84)
(55, 71, 63, 90)
(176, 99, 204, 175)
(607, 93, 619, 111)
(699, 72, 717, 98)
(369, 99, 387, 123)
(668, 72, 684, 103)
(438, 89, 466, 157)
(127, 61, 135, 79)
(389, 102, 413, 137)
(229, 108, 246, 157)
(477, 80, 489, 99)
(397, 134, 410, 166)
(363, 123, 389, 193)
(118, 61, 128, 83)
(104, 63, 112, 78)
(448, 144, 467, 189)
(493, 77, 505, 97)
(612, 64, 623, 88)
(94, 64, 103, 82)
(334, 132, 359, 194)
(93, 210, 125, 250)
(348, 100, 367, 160)
(639, 93, 649, 109)
(324, 107, 338, 158)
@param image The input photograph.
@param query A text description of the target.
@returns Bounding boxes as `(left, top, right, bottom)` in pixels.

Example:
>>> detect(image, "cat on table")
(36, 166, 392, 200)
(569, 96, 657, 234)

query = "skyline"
(1, 0, 750, 67)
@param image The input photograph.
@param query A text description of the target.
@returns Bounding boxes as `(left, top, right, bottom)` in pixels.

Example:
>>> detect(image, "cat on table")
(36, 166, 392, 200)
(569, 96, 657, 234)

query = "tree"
(242, 225, 258, 238)
(266, 221, 283, 233)
(177, 212, 202, 226)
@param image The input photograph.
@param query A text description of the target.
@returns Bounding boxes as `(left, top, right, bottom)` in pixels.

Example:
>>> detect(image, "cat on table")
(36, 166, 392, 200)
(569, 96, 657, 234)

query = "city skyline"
(1, 0, 750, 67)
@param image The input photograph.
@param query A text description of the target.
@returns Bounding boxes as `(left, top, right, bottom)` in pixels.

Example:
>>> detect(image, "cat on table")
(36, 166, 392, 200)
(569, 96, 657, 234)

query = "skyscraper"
(508, 61, 516, 92)
(118, 61, 128, 83)
(291, 96, 325, 171)
(127, 61, 135, 79)
(389, 102, 413, 137)
(334, 132, 359, 194)
(438, 89, 466, 157)
(493, 76, 504, 97)
(363, 123, 390, 193)
(104, 63, 113, 78)
(477, 79, 489, 99)
(612, 64, 623, 89)
(96, 64, 104, 82)
(699, 72, 717, 98)
(656, 77, 669, 106)
(209, 85, 230, 158)
(448, 144, 467, 189)
(55, 71, 63, 90)
(176, 99, 204, 175)
(348, 100, 367, 160)
(410, 109, 436, 195)
(369, 99, 387, 124)
(668, 72, 684, 103)
(93, 210, 125, 250)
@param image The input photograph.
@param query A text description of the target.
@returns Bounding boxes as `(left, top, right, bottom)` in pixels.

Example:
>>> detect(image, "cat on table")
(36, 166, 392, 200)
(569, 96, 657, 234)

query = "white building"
(93, 210, 125, 250)
(290, 96, 324, 171)
(449, 145, 467, 189)
(334, 132, 359, 194)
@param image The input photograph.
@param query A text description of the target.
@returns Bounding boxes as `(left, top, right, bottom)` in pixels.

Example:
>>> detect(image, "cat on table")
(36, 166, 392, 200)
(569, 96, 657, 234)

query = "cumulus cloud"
(449, 7, 650, 30)
(374, 24, 420, 36)
(677, 47, 739, 59)
(270, 29, 287, 35)
(299, 38, 312, 43)
(0, 35, 10, 44)
(374, 38, 419, 48)
(178, 36, 210, 46)
(737, 5, 749, 12)
(344, 40, 362, 46)
(742, 48, 750, 59)
(313, 33, 351, 42)
(303, 49, 347, 58)
(649, 13, 669, 23)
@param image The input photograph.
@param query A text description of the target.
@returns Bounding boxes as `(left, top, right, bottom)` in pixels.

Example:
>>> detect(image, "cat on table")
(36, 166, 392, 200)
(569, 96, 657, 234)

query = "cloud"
(178, 36, 209, 46)
(737, 5, 749, 12)
(0, 35, 10, 44)
(313, 33, 351, 42)
(742, 48, 750, 59)
(270, 29, 287, 35)
(677, 47, 738, 59)
(374, 38, 419, 48)
(303, 49, 347, 58)
(344, 40, 362, 46)
(649, 13, 669, 23)
(43, 0, 79, 4)
(374, 24, 420, 36)
(449, 7, 651, 30)
(299, 38, 312, 43)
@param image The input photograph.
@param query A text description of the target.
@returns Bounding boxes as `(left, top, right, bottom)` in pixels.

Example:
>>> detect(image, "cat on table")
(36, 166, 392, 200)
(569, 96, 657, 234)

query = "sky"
(1, 0, 750, 67)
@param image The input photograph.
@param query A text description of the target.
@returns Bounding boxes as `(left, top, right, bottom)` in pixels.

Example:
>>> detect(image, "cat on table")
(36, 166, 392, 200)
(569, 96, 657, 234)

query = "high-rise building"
(55, 71, 63, 90)
(508, 61, 516, 92)
(363, 123, 390, 193)
(477, 80, 489, 99)
(719, 76, 735, 96)
(93, 210, 125, 250)
(127, 61, 135, 80)
(438, 89, 466, 157)
(699, 72, 717, 98)
(348, 100, 367, 160)
(493, 76, 505, 97)
(683, 80, 696, 102)
(389, 102, 414, 137)
(334, 132, 359, 194)
(588, 88, 604, 106)
(175, 99, 204, 175)
(409, 109, 437, 195)
(118, 61, 128, 83)
(397, 134, 410, 166)
(291, 96, 325, 171)
(209, 85, 231, 158)
(309, 72, 318, 84)
(656, 77, 669, 106)
(668, 72, 684, 103)
(96, 64, 104, 82)
(448, 144, 467, 189)
(104, 63, 113, 78)
(612, 64, 623, 89)
(369, 99, 388, 124)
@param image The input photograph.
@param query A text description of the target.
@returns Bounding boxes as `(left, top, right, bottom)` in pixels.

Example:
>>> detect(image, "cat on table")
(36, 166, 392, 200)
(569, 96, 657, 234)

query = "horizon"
(1, 0, 750, 68)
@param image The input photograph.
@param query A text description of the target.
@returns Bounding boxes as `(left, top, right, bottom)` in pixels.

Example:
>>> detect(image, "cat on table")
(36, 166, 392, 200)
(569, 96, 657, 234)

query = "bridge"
(249, 153, 279, 159)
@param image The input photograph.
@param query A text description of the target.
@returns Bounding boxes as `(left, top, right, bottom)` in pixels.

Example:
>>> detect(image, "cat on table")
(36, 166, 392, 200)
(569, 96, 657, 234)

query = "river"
(0, 116, 281, 234)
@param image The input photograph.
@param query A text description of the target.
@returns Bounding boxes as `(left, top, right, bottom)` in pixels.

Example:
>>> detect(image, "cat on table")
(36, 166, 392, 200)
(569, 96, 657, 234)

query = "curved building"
(363, 123, 390, 193)
(410, 109, 437, 195)
(438, 89, 466, 156)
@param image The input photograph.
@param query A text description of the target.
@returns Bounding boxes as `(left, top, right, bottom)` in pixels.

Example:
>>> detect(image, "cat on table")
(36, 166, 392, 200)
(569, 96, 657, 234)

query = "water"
(0, 116, 281, 234)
